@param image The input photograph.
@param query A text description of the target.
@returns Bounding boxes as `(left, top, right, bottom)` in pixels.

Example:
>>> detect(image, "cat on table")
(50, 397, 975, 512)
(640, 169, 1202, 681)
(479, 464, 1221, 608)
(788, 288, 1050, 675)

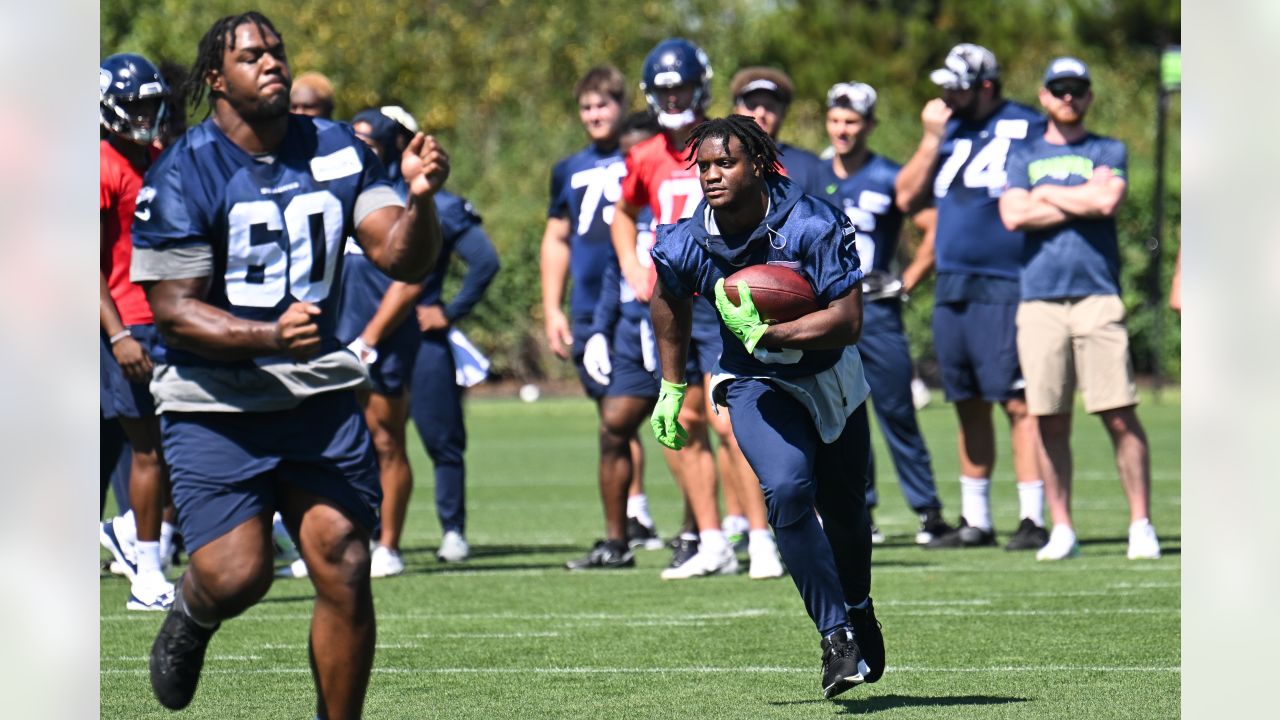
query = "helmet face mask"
(100, 53, 170, 144)
(639, 39, 712, 130)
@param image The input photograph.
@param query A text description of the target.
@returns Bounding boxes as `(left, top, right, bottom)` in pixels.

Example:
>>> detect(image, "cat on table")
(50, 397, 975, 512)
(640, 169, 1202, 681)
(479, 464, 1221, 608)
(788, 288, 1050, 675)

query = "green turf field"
(101, 390, 1180, 719)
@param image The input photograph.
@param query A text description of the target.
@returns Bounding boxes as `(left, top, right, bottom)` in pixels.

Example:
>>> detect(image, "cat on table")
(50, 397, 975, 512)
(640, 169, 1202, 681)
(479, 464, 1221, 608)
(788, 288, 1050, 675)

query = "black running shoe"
(847, 599, 884, 683)
(625, 517, 663, 550)
(1004, 517, 1050, 551)
(915, 508, 955, 545)
(667, 536, 699, 569)
(925, 517, 996, 549)
(150, 587, 218, 710)
(564, 540, 635, 570)
(820, 628, 868, 699)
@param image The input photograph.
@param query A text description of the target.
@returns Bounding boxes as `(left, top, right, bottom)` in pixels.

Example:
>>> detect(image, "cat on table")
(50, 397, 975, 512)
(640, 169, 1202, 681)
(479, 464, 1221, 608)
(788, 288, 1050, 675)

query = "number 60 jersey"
(131, 116, 403, 411)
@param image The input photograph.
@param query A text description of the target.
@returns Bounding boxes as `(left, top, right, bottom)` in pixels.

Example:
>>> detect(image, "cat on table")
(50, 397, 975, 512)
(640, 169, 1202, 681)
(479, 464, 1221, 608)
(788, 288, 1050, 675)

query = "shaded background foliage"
(102, 0, 1180, 383)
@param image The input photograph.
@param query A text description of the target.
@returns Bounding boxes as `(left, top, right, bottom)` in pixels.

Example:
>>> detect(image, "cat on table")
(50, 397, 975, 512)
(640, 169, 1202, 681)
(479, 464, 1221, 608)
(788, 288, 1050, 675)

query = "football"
(723, 264, 820, 323)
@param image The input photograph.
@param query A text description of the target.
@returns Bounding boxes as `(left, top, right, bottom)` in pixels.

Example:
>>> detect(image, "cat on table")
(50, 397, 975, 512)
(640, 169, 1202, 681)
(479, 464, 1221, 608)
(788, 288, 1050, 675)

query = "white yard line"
(100, 664, 1181, 675)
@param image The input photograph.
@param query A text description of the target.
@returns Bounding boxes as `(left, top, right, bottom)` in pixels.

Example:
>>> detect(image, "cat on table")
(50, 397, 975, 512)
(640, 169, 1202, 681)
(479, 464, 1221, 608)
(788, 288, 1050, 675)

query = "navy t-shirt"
(814, 154, 903, 275)
(777, 142, 824, 196)
(547, 143, 626, 318)
(1006, 132, 1128, 300)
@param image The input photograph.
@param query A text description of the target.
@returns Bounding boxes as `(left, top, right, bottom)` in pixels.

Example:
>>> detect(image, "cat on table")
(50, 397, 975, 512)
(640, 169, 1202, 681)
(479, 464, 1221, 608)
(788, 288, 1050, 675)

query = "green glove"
(650, 379, 689, 450)
(714, 278, 768, 353)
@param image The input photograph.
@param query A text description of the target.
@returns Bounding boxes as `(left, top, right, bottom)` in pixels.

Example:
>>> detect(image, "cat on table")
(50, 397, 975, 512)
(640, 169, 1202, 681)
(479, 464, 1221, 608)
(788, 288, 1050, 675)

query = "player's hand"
(650, 379, 689, 450)
(347, 336, 379, 366)
(713, 278, 768, 353)
(275, 302, 322, 360)
(416, 304, 449, 332)
(921, 98, 952, 139)
(583, 333, 612, 386)
(111, 335, 153, 383)
(545, 308, 573, 359)
(402, 134, 450, 198)
(622, 266, 653, 304)
(1089, 165, 1116, 183)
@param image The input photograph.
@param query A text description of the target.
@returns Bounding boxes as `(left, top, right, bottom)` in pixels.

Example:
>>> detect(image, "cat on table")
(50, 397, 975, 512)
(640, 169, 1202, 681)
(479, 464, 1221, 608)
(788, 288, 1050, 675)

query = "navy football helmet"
(639, 38, 713, 130)
(100, 53, 169, 144)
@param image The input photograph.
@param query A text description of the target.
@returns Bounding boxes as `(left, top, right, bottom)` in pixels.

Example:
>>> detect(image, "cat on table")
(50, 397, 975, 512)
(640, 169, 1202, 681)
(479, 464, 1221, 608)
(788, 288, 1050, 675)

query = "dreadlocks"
(683, 114, 783, 177)
(187, 12, 283, 115)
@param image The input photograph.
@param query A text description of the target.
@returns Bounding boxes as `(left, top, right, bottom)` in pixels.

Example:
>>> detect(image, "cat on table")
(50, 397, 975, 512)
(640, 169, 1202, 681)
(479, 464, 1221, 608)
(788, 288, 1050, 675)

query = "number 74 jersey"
(132, 116, 397, 368)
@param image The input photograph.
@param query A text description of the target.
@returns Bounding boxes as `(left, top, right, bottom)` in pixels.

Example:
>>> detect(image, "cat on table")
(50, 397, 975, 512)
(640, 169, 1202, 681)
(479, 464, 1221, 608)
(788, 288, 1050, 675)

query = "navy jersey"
(548, 143, 626, 317)
(932, 101, 1044, 285)
(651, 175, 861, 380)
(1007, 132, 1128, 300)
(777, 142, 824, 196)
(133, 115, 396, 369)
(814, 154, 904, 275)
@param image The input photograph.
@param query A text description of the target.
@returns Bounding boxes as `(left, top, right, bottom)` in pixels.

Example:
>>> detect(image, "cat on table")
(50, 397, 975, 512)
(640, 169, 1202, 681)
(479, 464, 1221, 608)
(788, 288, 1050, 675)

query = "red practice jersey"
(100, 139, 156, 326)
(621, 132, 705, 296)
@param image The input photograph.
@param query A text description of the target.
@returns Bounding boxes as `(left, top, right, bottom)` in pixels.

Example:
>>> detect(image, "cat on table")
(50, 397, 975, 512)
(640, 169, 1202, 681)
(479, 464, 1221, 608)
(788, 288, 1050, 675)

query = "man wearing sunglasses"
(998, 57, 1161, 562)
(730, 67, 823, 194)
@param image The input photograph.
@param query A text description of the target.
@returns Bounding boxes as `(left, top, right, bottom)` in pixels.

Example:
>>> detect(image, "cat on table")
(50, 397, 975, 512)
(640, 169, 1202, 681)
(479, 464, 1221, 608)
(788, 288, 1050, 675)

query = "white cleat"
(275, 558, 309, 579)
(436, 531, 470, 563)
(748, 545, 785, 580)
(100, 516, 138, 581)
(1036, 525, 1081, 561)
(370, 545, 406, 577)
(660, 543, 738, 580)
(1127, 520, 1162, 560)
(127, 577, 176, 612)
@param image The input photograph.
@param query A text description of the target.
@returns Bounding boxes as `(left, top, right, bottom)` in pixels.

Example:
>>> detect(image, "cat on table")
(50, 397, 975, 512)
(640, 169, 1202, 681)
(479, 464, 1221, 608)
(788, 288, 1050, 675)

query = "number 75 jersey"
(132, 116, 398, 368)
(932, 100, 1045, 281)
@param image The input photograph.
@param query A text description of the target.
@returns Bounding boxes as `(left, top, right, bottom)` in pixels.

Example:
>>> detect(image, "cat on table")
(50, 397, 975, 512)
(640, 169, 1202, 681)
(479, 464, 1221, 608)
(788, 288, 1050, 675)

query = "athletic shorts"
(1016, 295, 1138, 415)
(161, 390, 381, 554)
(932, 301, 1024, 403)
(607, 315, 660, 398)
(336, 254, 418, 396)
(686, 298, 723, 381)
(100, 324, 160, 420)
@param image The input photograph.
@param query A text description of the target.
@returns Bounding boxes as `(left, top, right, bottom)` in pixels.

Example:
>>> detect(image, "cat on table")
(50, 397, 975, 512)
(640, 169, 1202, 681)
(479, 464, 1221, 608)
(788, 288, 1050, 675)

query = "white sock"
(722, 514, 749, 536)
(747, 529, 775, 554)
(959, 476, 992, 530)
(159, 522, 176, 564)
(699, 529, 728, 554)
(135, 540, 163, 577)
(1017, 480, 1045, 526)
(626, 495, 653, 527)
(1047, 524, 1077, 546)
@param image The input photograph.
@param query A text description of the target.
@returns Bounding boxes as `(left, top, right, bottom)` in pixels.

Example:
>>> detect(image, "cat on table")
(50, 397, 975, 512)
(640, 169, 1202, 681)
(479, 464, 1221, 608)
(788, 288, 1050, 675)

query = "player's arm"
(999, 187, 1071, 231)
(442, 223, 501, 323)
(758, 287, 863, 350)
(145, 276, 322, 362)
(355, 134, 450, 283)
(650, 279, 692, 386)
(360, 280, 426, 347)
(539, 216, 574, 358)
(901, 208, 937, 294)
(895, 99, 951, 213)
(611, 199, 650, 302)
(1030, 168, 1127, 218)
(101, 271, 153, 382)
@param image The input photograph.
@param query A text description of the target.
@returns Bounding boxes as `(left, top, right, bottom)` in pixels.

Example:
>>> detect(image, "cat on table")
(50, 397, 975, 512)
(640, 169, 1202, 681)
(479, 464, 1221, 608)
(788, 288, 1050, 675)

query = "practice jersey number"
(933, 137, 1012, 198)
(226, 190, 344, 307)
(570, 163, 626, 235)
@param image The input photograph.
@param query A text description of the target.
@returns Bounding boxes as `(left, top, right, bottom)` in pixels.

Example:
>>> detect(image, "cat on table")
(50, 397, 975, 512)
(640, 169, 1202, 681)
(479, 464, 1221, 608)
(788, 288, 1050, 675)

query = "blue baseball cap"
(1043, 57, 1091, 85)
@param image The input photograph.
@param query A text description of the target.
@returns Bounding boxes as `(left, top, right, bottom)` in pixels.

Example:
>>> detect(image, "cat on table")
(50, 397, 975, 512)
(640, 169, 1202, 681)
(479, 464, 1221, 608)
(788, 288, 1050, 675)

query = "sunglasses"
(1047, 80, 1090, 99)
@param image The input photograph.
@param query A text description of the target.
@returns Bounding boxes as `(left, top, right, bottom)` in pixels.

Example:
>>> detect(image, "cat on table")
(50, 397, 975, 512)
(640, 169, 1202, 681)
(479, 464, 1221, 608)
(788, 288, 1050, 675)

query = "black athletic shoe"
(150, 587, 218, 710)
(564, 540, 635, 570)
(667, 536, 699, 569)
(925, 517, 996, 549)
(1004, 517, 1050, 551)
(915, 508, 956, 545)
(625, 517, 663, 550)
(820, 628, 868, 699)
(847, 599, 885, 683)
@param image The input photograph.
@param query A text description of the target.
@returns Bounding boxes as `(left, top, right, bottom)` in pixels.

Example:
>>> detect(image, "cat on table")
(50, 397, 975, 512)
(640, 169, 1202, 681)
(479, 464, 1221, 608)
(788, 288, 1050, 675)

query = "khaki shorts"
(1016, 295, 1138, 415)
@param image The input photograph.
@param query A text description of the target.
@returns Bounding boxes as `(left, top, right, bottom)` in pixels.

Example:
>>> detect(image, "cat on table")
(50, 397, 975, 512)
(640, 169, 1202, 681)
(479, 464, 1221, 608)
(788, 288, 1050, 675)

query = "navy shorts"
(932, 301, 1025, 403)
(161, 390, 381, 554)
(607, 314, 660, 398)
(686, 299, 722, 381)
(100, 324, 159, 420)
(571, 316, 608, 400)
(337, 253, 418, 396)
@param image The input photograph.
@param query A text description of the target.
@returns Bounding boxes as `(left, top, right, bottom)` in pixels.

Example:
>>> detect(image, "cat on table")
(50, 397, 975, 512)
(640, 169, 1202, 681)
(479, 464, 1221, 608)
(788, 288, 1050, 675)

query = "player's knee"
(760, 480, 812, 528)
(191, 553, 274, 615)
(307, 518, 372, 586)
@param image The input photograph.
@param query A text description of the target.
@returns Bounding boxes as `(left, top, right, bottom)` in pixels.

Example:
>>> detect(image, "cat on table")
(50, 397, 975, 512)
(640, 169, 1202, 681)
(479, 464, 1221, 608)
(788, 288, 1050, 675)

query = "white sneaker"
(660, 542, 738, 580)
(275, 558, 309, 578)
(748, 544, 784, 580)
(1127, 521, 1161, 560)
(436, 531, 470, 562)
(100, 516, 138, 581)
(1036, 525, 1080, 561)
(370, 545, 406, 577)
(127, 576, 176, 612)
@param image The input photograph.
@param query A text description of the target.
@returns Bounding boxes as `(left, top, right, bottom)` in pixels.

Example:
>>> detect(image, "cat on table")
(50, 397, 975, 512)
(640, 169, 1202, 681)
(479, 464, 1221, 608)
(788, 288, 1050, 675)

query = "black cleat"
(564, 540, 635, 570)
(667, 536, 699, 569)
(925, 517, 996, 549)
(915, 507, 955, 545)
(847, 599, 885, 683)
(820, 628, 868, 699)
(1004, 517, 1050, 551)
(149, 586, 218, 710)
(625, 517, 664, 550)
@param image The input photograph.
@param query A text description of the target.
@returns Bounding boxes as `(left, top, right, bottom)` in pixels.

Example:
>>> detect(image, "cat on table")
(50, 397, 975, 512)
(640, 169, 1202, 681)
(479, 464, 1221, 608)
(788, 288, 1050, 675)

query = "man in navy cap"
(998, 57, 1162, 562)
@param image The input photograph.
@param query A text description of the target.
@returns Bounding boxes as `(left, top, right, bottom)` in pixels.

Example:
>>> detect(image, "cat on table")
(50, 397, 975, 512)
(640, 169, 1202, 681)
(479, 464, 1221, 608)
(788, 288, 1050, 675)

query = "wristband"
(109, 329, 132, 345)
